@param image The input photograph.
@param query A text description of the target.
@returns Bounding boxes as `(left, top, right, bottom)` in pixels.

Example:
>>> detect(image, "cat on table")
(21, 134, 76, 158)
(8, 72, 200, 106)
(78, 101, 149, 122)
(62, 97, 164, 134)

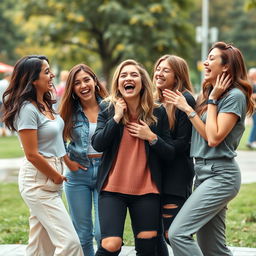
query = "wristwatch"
(149, 137, 158, 146)
(187, 111, 197, 119)
(207, 99, 218, 105)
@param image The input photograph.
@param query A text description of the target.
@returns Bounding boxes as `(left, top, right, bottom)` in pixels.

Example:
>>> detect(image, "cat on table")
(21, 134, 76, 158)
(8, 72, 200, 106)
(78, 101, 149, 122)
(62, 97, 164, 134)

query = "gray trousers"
(168, 158, 241, 256)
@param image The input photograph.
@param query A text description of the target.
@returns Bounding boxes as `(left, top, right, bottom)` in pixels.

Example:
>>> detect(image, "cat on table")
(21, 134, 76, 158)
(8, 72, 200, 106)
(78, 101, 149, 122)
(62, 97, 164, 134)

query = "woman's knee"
(101, 237, 122, 252)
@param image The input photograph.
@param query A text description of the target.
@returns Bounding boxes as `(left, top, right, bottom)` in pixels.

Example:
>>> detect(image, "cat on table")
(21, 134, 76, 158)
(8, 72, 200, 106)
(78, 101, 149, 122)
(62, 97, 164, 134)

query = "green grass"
(0, 125, 255, 159)
(0, 183, 255, 247)
(0, 135, 23, 158)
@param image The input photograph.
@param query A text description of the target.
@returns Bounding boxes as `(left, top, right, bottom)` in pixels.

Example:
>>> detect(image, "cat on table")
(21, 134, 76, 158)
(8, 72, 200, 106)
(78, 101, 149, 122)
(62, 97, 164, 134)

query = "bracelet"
(187, 111, 197, 119)
(207, 99, 218, 105)
(149, 137, 158, 146)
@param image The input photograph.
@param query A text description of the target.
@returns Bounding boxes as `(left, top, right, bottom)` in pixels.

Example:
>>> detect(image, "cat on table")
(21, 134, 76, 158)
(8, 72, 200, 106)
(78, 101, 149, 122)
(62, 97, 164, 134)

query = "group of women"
(1, 41, 254, 256)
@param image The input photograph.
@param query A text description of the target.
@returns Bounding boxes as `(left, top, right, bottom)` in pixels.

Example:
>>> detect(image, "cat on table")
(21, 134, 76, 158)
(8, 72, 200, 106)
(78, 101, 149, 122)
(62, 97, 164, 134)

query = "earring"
(96, 85, 100, 91)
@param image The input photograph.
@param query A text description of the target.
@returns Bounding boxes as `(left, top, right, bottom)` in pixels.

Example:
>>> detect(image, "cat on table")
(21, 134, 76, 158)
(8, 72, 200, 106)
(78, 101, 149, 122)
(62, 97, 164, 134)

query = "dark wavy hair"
(2, 55, 56, 131)
(196, 42, 254, 116)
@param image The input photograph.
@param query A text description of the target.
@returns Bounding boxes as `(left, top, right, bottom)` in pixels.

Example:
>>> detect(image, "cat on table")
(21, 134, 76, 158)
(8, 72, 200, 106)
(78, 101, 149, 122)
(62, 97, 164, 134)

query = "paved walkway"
(0, 150, 255, 255)
(0, 244, 256, 256)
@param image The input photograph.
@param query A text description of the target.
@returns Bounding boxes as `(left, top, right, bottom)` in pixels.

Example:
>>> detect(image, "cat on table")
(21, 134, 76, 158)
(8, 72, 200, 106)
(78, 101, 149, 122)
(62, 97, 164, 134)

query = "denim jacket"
(66, 96, 102, 168)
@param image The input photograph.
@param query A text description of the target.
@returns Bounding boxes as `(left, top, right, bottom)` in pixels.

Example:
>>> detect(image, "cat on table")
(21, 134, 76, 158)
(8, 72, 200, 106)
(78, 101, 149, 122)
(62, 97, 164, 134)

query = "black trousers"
(97, 191, 160, 256)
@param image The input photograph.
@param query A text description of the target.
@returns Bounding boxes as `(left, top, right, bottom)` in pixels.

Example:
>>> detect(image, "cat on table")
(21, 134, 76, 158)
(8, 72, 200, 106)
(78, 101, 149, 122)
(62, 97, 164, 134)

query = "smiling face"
(154, 59, 176, 91)
(204, 48, 228, 85)
(118, 64, 142, 100)
(33, 60, 55, 95)
(73, 70, 96, 103)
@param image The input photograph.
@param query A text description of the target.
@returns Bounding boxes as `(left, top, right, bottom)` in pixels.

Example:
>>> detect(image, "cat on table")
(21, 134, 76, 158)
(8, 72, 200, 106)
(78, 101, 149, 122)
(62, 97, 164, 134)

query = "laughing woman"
(92, 59, 175, 256)
(165, 42, 254, 256)
(59, 64, 108, 256)
(2, 55, 83, 256)
(153, 55, 196, 251)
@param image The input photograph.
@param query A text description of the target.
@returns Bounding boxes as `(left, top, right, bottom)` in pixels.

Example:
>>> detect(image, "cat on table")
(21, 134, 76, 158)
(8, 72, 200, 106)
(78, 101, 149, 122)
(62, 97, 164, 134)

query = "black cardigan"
(92, 102, 175, 193)
(162, 91, 196, 198)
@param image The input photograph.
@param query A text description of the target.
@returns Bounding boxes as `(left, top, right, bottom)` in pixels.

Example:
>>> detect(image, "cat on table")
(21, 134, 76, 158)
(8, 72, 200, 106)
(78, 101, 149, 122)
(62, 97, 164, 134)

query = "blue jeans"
(248, 112, 256, 143)
(64, 157, 101, 256)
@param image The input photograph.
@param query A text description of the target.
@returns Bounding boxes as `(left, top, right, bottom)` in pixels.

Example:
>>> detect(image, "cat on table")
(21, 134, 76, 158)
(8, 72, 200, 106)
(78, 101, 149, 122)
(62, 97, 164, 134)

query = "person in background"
(153, 55, 195, 252)
(59, 64, 108, 256)
(56, 70, 69, 100)
(0, 71, 12, 136)
(166, 42, 254, 256)
(92, 59, 175, 256)
(246, 67, 256, 149)
(2, 55, 83, 256)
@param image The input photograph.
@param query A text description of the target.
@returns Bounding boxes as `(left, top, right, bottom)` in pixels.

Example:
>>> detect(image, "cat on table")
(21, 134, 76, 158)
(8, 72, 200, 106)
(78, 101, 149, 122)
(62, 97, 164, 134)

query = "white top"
(87, 122, 101, 155)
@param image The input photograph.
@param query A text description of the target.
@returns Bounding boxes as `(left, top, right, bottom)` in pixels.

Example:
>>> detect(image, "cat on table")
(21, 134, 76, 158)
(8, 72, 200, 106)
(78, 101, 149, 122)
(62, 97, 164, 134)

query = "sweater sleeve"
(92, 102, 122, 152)
(172, 92, 196, 154)
(150, 106, 176, 161)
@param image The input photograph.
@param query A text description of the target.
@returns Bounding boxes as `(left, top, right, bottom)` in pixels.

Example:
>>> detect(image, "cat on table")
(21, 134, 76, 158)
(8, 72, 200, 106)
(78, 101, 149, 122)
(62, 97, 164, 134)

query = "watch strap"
(207, 99, 218, 105)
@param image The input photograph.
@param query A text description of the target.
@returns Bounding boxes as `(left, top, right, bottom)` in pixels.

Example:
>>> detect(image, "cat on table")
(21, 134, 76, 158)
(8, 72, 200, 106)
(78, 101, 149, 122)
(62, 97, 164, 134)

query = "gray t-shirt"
(14, 102, 66, 157)
(190, 88, 247, 159)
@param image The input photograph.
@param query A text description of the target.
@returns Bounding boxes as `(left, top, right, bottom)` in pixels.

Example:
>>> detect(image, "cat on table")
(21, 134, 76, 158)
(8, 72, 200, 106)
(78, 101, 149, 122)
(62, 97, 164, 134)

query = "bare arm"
(19, 129, 67, 184)
(163, 89, 208, 140)
(205, 73, 237, 146)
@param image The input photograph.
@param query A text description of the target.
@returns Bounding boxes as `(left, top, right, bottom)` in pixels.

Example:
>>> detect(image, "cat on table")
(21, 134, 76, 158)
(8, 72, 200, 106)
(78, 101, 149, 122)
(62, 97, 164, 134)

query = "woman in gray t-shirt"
(2, 55, 83, 256)
(163, 42, 254, 255)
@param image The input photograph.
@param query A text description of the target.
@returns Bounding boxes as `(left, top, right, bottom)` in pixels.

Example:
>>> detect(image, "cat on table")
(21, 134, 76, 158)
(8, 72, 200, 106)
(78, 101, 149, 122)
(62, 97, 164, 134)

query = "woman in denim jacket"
(59, 64, 108, 256)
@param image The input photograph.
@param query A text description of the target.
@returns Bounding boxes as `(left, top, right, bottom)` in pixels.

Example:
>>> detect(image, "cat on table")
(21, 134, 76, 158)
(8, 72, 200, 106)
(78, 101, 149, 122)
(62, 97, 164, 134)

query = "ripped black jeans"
(97, 191, 160, 256)
(161, 194, 186, 243)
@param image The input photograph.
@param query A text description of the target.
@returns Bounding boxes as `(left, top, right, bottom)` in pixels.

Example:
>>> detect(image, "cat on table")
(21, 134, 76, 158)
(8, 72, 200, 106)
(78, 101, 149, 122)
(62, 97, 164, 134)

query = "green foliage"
(245, 0, 256, 10)
(0, 0, 24, 64)
(19, 0, 195, 84)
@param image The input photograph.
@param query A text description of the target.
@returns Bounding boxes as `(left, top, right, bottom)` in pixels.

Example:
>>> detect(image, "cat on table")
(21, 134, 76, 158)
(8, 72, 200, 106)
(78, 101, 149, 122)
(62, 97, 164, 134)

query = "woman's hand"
(126, 120, 156, 142)
(209, 73, 231, 100)
(163, 89, 192, 114)
(63, 155, 87, 172)
(53, 174, 68, 184)
(113, 98, 127, 123)
(67, 159, 87, 172)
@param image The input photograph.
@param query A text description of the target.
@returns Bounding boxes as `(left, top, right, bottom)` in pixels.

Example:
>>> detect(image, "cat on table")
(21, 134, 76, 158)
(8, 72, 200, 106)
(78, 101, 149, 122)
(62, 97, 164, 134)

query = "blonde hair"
(105, 59, 158, 125)
(153, 55, 193, 129)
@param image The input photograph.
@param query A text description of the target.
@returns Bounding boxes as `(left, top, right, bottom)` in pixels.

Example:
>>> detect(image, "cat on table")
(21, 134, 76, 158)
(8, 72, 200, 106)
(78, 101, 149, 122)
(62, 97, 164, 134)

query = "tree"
(0, 0, 24, 64)
(245, 0, 256, 9)
(21, 0, 195, 84)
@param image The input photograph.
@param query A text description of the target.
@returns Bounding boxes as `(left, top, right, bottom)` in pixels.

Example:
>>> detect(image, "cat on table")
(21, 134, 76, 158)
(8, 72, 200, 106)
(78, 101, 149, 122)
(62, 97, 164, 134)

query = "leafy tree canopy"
(20, 0, 195, 84)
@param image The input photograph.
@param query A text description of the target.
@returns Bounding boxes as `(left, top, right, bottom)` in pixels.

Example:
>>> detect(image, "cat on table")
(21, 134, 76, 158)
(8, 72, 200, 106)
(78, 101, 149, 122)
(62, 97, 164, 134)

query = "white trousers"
(19, 157, 84, 256)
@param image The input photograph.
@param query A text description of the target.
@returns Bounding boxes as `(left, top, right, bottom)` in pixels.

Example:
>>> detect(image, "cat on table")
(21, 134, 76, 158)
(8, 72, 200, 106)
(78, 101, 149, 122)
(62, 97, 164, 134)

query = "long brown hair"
(59, 64, 108, 141)
(197, 42, 254, 115)
(2, 55, 56, 131)
(105, 59, 158, 126)
(153, 55, 194, 129)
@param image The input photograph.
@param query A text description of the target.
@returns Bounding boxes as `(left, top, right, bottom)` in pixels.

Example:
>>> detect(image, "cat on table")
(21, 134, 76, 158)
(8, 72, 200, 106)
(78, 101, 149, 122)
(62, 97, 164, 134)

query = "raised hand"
(163, 89, 189, 112)
(114, 98, 127, 123)
(209, 73, 231, 100)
